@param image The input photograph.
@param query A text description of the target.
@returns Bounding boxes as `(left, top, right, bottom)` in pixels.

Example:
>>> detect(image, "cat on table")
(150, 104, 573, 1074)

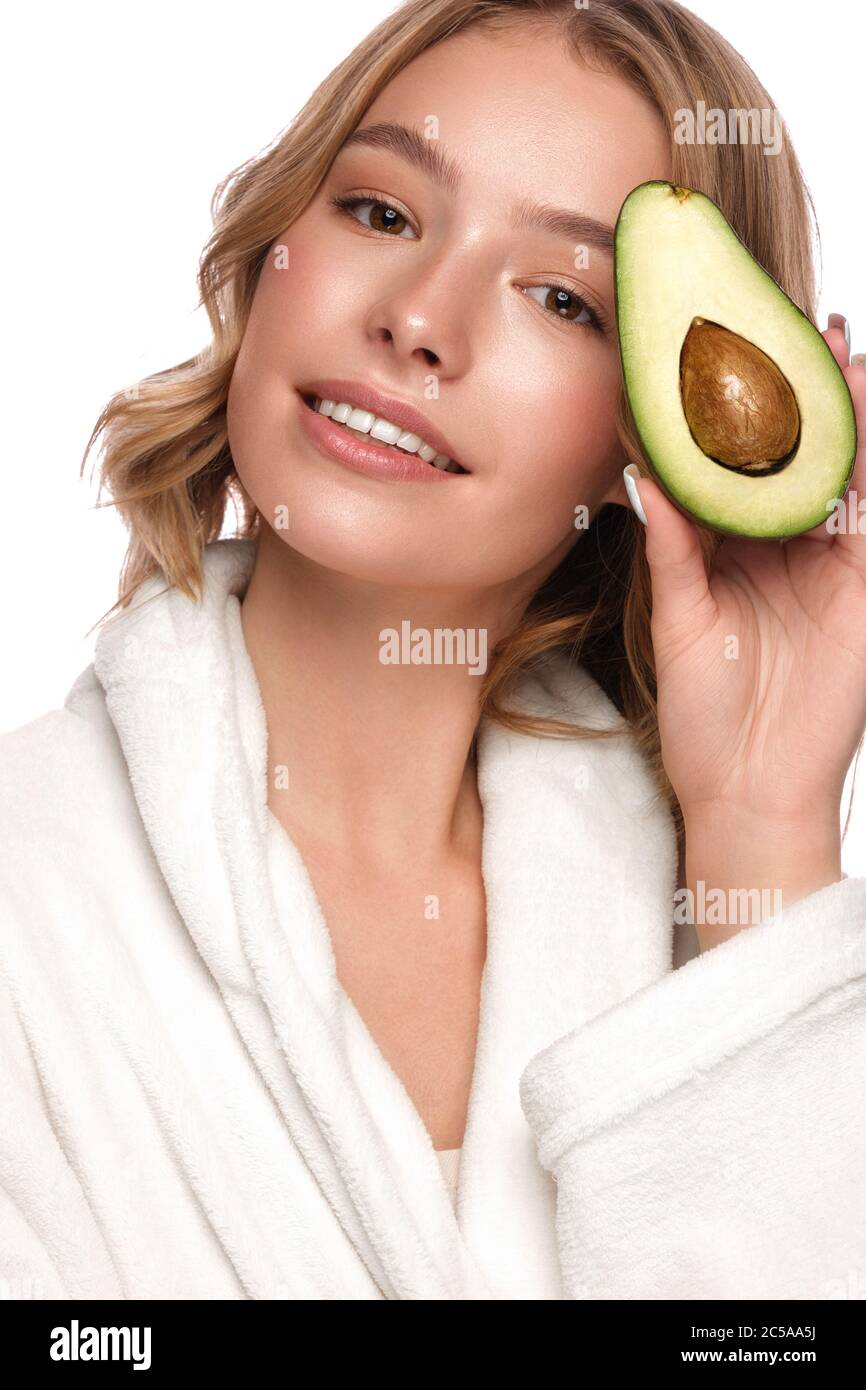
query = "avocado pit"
(679, 318, 801, 476)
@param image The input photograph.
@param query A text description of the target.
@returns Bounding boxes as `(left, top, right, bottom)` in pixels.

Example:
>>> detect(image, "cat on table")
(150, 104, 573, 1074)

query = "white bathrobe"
(1, 536, 865, 1302)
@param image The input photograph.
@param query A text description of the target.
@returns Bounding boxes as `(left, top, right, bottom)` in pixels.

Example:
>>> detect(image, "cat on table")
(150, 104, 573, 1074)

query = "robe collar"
(94, 537, 677, 1299)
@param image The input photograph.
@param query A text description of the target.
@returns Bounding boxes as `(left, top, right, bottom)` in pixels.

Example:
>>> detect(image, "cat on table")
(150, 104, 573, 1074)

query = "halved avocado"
(614, 181, 857, 539)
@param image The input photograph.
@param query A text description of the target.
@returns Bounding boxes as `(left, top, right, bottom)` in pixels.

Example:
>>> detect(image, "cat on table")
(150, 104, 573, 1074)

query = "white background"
(1, 0, 863, 871)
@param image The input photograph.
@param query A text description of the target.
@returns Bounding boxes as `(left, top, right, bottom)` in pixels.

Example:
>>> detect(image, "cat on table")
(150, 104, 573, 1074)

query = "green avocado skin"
(613, 181, 857, 540)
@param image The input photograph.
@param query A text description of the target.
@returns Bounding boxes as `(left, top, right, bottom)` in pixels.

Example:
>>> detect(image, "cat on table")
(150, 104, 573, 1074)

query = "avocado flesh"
(615, 182, 857, 538)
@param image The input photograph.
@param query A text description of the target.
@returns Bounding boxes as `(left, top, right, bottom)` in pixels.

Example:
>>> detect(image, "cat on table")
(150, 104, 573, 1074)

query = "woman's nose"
(363, 257, 474, 378)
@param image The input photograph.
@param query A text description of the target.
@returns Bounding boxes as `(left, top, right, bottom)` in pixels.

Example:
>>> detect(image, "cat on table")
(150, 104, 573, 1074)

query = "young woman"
(2, 0, 865, 1301)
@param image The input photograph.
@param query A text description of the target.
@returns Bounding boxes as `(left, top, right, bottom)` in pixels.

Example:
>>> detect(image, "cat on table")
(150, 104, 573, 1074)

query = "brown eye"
(368, 203, 408, 235)
(550, 288, 585, 321)
(523, 283, 606, 334)
(330, 194, 416, 240)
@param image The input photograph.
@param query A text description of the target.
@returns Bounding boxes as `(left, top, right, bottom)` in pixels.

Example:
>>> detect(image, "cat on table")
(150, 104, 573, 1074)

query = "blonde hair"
(81, 0, 826, 859)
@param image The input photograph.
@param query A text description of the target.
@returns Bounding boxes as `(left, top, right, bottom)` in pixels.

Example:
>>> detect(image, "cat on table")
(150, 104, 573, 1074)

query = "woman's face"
(228, 24, 672, 594)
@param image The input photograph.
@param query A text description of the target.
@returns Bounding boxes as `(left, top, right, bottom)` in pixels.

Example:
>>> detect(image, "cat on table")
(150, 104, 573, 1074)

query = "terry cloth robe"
(1, 537, 866, 1302)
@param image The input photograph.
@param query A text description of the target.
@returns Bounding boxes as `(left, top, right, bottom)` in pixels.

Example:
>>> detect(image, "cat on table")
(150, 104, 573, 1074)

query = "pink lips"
(296, 384, 468, 484)
(298, 379, 466, 471)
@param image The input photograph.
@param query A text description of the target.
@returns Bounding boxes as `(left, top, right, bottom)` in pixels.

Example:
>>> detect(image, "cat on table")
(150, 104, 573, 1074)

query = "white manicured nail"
(828, 313, 851, 351)
(623, 464, 648, 525)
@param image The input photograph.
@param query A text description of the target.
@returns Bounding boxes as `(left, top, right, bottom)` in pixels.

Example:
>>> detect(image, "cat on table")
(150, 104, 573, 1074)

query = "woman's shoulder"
(0, 663, 138, 905)
(1, 663, 125, 816)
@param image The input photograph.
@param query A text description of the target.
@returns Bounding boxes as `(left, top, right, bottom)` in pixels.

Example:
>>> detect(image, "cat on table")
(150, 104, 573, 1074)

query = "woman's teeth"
(310, 396, 465, 472)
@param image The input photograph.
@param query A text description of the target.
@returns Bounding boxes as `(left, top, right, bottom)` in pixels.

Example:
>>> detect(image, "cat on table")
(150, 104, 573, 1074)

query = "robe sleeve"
(518, 875, 866, 1301)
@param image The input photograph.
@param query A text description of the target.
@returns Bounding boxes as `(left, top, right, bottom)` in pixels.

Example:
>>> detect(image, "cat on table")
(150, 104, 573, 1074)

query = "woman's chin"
(260, 517, 472, 588)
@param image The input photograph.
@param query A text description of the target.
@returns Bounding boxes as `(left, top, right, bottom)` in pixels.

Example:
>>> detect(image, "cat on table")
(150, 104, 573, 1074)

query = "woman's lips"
(296, 392, 468, 484)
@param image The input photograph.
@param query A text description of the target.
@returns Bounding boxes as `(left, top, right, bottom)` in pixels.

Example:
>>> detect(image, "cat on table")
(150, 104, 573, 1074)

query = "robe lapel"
(94, 537, 677, 1300)
(456, 660, 678, 1295)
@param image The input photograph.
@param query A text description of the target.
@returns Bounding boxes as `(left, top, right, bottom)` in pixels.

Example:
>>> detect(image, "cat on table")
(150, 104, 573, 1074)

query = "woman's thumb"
(623, 464, 712, 627)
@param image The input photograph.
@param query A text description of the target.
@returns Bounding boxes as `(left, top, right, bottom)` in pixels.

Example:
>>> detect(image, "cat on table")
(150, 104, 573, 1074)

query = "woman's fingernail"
(623, 463, 648, 525)
(852, 353, 866, 370)
(828, 313, 851, 350)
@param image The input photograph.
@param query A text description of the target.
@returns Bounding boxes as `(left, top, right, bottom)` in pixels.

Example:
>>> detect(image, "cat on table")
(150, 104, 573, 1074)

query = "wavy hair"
(81, 0, 826, 859)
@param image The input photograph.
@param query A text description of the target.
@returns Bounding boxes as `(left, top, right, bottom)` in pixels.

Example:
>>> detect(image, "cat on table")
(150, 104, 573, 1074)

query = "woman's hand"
(628, 317, 866, 945)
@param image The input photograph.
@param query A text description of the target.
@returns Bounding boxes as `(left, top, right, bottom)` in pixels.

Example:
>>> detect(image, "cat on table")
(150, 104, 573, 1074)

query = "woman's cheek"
(535, 386, 620, 506)
(263, 229, 351, 328)
(487, 452, 590, 565)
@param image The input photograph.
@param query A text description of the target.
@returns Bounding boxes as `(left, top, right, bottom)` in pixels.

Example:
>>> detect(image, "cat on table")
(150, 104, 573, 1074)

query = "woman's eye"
(523, 283, 606, 333)
(328, 195, 606, 333)
(330, 194, 416, 239)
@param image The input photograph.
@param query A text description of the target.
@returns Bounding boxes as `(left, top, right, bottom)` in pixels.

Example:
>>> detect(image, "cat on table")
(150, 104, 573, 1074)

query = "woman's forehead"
(358, 28, 672, 201)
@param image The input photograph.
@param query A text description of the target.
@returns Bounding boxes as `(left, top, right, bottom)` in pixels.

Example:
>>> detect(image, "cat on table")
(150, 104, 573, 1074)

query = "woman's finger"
(834, 354, 866, 566)
(826, 314, 851, 369)
(627, 469, 715, 632)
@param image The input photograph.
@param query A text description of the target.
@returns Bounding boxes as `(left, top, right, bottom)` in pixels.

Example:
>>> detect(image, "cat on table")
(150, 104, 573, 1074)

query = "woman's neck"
(239, 527, 519, 871)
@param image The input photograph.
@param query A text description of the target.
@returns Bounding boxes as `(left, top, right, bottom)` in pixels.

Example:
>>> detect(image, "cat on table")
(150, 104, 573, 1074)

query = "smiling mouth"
(300, 393, 467, 473)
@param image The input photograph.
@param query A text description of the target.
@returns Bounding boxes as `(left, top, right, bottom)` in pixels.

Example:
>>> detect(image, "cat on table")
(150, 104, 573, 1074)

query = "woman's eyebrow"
(340, 121, 615, 256)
